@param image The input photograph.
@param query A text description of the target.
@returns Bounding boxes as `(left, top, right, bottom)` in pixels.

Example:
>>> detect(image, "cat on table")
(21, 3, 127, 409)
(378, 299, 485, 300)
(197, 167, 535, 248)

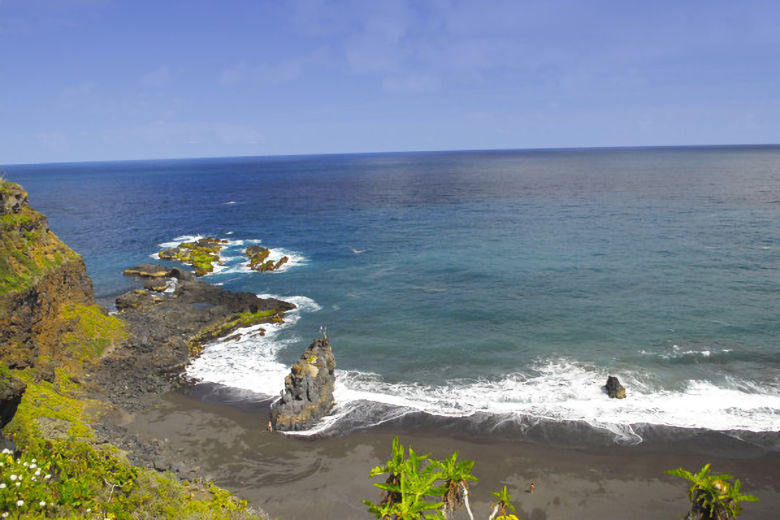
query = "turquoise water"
(6, 146, 780, 443)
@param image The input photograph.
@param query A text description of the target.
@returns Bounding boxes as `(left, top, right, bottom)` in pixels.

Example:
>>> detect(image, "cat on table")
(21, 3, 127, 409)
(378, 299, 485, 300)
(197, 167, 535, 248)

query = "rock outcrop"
(0, 181, 95, 369)
(158, 238, 227, 276)
(246, 245, 288, 272)
(100, 264, 296, 407)
(123, 263, 195, 292)
(271, 338, 336, 431)
(605, 375, 626, 399)
(0, 368, 26, 428)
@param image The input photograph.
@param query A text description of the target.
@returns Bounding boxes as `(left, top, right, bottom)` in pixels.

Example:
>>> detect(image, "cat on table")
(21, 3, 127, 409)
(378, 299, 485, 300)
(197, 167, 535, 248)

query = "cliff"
(0, 179, 269, 519)
(0, 180, 102, 370)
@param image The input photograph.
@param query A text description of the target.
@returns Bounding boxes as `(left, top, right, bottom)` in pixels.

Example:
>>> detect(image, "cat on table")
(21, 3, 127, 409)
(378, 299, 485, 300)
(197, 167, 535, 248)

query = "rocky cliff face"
(0, 365, 25, 428)
(271, 338, 336, 431)
(0, 181, 95, 369)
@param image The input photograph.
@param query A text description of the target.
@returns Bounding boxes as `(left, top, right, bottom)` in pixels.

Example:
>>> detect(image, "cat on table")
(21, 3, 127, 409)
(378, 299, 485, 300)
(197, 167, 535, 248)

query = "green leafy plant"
(364, 437, 445, 520)
(488, 486, 518, 520)
(433, 451, 478, 520)
(0, 448, 55, 518)
(364, 437, 521, 520)
(666, 463, 758, 519)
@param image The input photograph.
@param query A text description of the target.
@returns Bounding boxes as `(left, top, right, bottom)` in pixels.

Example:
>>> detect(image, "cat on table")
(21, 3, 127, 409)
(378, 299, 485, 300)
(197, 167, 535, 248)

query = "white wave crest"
(252, 248, 307, 273)
(202, 349, 780, 440)
(641, 344, 735, 360)
(186, 295, 320, 393)
(158, 234, 204, 249)
(257, 294, 322, 312)
(187, 322, 292, 396)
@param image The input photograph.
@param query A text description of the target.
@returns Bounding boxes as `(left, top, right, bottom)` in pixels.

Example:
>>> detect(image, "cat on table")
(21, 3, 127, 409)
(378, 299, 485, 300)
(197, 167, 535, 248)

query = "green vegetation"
(434, 451, 477, 519)
(667, 464, 758, 519)
(489, 487, 518, 520)
(0, 181, 77, 295)
(364, 437, 512, 520)
(245, 246, 288, 272)
(60, 304, 128, 362)
(158, 238, 226, 276)
(1, 181, 271, 519)
(1, 369, 267, 519)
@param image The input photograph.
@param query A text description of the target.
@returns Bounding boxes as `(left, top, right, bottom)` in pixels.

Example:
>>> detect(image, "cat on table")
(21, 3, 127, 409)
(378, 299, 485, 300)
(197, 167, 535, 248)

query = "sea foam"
(188, 317, 780, 442)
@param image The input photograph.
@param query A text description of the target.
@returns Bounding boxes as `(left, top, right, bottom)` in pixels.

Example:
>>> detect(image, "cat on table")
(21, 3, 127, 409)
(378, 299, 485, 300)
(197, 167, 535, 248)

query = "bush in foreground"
(667, 463, 758, 520)
(363, 436, 518, 520)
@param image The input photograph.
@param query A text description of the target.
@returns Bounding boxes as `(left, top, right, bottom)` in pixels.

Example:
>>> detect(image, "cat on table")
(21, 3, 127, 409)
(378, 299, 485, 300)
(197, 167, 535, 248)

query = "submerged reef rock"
(271, 338, 336, 431)
(158, 237, 227, 276)
(605, 375, 626, 399)
(245, 245, 288, 272)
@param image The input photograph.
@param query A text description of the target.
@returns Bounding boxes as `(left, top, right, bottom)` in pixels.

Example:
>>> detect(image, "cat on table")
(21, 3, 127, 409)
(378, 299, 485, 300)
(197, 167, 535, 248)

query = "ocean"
(5, 146, 780, 447)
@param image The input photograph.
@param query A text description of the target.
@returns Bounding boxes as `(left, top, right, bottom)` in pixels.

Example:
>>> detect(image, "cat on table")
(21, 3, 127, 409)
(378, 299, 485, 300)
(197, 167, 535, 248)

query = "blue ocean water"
(5, 146, 780, 443)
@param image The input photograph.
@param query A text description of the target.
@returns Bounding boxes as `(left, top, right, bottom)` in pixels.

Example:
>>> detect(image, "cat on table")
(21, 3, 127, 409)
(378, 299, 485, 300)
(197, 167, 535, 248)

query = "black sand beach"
(122, 384, 780, 520)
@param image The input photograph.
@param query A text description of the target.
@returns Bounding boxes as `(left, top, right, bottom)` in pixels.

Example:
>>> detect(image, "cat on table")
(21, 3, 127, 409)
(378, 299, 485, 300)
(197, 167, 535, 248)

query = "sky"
(1, 0, 779, 164)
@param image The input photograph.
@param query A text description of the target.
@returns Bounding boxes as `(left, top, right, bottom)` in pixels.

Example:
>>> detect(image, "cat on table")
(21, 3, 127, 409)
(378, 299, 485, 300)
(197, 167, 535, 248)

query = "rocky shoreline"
(0, 179, 302, 507)
(85, 262, 298, 478)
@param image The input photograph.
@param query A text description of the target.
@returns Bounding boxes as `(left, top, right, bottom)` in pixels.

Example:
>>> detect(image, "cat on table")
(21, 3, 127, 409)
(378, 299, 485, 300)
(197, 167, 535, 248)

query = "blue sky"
(1, 0, 779, 164)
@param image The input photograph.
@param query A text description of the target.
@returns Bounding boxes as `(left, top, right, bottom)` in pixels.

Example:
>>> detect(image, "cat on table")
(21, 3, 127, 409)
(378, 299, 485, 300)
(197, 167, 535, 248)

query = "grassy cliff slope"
(0, 179, 270, 520)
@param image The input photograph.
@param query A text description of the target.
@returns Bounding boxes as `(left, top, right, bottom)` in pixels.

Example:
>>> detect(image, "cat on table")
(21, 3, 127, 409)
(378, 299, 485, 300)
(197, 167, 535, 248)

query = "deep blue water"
(5, 146, 780, 443)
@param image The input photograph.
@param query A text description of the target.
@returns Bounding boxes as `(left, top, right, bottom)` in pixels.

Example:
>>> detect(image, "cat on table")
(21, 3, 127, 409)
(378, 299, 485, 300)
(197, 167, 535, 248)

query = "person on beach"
(529, 482, 535, 494)
(267, 420, 274, 432)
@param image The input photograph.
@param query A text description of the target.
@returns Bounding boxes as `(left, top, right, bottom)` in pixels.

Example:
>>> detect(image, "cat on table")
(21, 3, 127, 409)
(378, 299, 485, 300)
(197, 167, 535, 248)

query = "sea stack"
(605, 375, 626, 399)
(271, 338, 336, 431)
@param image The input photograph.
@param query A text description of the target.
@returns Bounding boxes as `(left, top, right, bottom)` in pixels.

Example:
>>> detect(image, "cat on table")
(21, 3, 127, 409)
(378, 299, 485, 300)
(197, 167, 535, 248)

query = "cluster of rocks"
(245, 245, 289, 272)
(271, 337, 336, 431)
(158, 237, 227, 276)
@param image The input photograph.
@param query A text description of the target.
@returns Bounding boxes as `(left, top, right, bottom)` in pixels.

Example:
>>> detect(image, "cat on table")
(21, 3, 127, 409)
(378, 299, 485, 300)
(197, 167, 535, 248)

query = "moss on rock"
(245, 245, 289, 272)
(0, 181, 82, 295)
(60, 303, 128, 363)
(158, 238, 226, 276)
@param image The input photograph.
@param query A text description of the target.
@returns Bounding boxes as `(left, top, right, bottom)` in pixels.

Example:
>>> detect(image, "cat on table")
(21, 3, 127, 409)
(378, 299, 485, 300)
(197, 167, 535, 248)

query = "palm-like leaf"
(667, 464, 759, 519)
(491, 485, 517, 515)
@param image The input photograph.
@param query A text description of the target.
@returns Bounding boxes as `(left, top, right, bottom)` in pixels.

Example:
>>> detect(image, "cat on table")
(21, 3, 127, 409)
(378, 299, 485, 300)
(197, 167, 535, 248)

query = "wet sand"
(124, 385, 780, 520)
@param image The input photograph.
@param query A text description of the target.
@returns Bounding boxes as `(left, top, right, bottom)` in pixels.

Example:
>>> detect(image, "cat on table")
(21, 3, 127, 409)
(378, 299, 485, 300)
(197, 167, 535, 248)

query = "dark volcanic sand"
(123, 384, 780, 520)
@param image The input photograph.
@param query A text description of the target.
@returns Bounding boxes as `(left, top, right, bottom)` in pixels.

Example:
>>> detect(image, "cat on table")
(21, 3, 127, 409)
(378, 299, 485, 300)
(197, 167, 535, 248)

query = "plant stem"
(461, 482, 474, 520)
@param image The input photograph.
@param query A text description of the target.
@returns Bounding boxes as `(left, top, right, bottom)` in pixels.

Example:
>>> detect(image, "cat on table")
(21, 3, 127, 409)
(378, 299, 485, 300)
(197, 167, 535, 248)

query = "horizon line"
(3, 142, 780, 168)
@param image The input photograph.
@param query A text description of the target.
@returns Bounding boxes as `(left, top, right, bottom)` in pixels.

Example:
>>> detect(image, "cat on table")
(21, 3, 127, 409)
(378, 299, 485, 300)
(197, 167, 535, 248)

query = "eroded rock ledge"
(95, 263, 295, 409)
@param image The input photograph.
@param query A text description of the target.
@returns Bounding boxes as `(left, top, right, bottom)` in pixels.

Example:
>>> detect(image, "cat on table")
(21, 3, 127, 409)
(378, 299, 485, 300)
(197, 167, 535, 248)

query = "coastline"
(123, 383, 780, 520)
